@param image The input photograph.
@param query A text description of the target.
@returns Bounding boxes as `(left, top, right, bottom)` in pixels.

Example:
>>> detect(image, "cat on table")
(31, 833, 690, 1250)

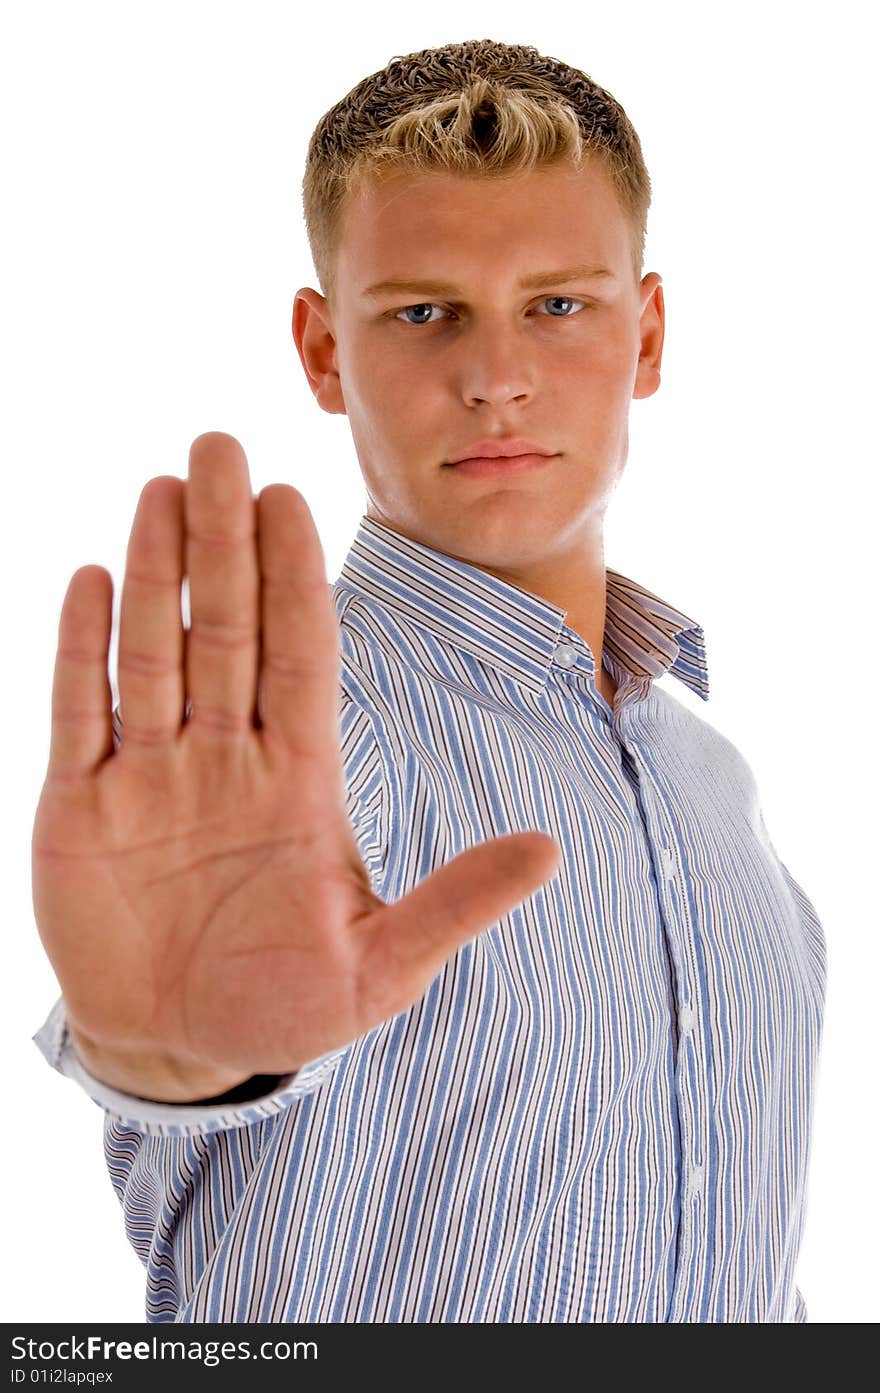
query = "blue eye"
(397, 303, 439, 325)
(393, 296, 588, 325)
(540, 296, 583, 316)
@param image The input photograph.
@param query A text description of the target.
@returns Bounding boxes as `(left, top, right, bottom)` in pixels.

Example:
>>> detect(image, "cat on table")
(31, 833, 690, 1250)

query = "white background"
(2, 0, 876, 1323)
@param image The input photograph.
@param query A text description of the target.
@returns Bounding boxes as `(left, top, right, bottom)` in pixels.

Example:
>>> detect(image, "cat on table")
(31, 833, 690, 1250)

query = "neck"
(469, 531, 609, 680)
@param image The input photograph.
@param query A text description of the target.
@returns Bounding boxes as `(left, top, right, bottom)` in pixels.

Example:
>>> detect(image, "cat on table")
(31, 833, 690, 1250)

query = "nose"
(467, 381, 528, 407)
(457, 321, 533, 408)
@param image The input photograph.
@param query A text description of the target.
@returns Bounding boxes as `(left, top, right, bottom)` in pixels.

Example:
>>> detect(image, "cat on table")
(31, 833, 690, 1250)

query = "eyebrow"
(361, 262, 616, 299)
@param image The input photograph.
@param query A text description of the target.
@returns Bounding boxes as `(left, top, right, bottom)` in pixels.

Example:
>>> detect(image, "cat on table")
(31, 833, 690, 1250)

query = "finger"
(184, 433, 260, 740)
(116, 475, 186, 747)
(354, 831, 562, 1027)
(256, 482, 342, 765)
(46, 566, 115, 780)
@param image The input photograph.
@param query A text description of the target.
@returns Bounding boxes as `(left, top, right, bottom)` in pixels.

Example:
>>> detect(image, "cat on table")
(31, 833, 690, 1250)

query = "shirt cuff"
(32, 997, 346, 1138)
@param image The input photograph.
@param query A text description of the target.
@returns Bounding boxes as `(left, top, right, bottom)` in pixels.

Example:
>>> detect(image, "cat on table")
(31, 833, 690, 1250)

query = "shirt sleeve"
(31, 995, 347, 1138)
(32, 689, 392, 1140)
(791, 1283, 808, 1322)
(756, 808, 828, 1005)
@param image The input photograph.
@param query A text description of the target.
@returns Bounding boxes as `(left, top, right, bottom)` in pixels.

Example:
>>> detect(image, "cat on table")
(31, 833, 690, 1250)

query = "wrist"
(66, 1024, 253, 1104)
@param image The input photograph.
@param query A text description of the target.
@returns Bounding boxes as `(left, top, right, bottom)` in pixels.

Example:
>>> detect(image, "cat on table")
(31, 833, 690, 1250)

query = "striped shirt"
(34, 513, 826, 1322)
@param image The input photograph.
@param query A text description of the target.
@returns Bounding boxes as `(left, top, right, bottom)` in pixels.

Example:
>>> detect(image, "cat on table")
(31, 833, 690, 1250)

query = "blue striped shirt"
(34, 513, 826, 1322)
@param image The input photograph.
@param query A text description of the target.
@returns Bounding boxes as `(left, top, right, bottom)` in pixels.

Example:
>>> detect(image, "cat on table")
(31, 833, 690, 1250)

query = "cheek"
(573, 335, 638, 407)
(553, 316, 632, 375)
(339, 348, 406, 441)
(354, 347, 417, 418)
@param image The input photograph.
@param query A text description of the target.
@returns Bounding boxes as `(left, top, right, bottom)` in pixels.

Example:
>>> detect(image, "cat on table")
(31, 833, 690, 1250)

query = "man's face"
(293, 158, 664, 575)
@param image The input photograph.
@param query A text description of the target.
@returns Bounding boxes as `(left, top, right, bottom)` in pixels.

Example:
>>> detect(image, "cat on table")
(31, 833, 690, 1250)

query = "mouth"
(443, 453, 557, 478)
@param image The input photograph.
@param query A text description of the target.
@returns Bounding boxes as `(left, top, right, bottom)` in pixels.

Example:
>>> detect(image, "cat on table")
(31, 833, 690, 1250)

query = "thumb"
(354, 831, 561, 1027)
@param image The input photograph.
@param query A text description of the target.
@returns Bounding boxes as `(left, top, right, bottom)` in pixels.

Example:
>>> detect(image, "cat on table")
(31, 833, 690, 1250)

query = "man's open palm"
(31, 434, 560, 1101)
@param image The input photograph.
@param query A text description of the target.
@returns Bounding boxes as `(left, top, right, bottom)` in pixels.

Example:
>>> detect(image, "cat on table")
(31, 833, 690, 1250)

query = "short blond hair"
(302, 37, 652, 309)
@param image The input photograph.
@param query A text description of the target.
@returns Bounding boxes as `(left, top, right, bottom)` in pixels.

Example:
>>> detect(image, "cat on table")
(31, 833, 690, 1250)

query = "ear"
(291, 287, 347, 415)
(632, 273, 664, 401)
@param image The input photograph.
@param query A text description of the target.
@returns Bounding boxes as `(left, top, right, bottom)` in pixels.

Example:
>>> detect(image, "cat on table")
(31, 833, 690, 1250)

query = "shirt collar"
(336, 514, 709, 701)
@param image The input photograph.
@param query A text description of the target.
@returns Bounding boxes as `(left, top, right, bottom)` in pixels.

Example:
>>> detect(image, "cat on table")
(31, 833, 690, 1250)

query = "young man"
(32, 39, 826, 1322)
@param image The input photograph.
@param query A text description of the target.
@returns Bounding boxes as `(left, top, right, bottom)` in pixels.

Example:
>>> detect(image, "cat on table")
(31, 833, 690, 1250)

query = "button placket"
(553, 641, 579, 670)
(687, 1163, 705, 1202)
(613, 745, 709, 1319)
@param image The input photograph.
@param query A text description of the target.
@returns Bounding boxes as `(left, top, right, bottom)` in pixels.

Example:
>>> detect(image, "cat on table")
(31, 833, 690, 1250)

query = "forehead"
(335, 160, 632, 285)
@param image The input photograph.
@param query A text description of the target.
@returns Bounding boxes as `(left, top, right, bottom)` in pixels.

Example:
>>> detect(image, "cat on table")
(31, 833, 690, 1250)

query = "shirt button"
(660, 845, 676, 878)
(554, 642, 579, 669)
(679, 1006, 696, 1033)
(688, 1164, 704, 1198)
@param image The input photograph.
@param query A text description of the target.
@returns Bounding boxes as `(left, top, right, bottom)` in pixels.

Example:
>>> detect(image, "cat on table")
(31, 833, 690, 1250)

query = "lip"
(445, 453, 556, 478)
(446, 437, 554, 464)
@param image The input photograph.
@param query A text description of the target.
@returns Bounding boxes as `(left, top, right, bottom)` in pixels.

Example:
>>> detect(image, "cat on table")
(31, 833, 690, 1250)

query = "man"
(31, 38, 826, 1322)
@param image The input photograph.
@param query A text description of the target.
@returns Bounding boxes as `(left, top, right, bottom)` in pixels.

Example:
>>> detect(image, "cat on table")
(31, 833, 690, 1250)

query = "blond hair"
(302, 37, 652, 309)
